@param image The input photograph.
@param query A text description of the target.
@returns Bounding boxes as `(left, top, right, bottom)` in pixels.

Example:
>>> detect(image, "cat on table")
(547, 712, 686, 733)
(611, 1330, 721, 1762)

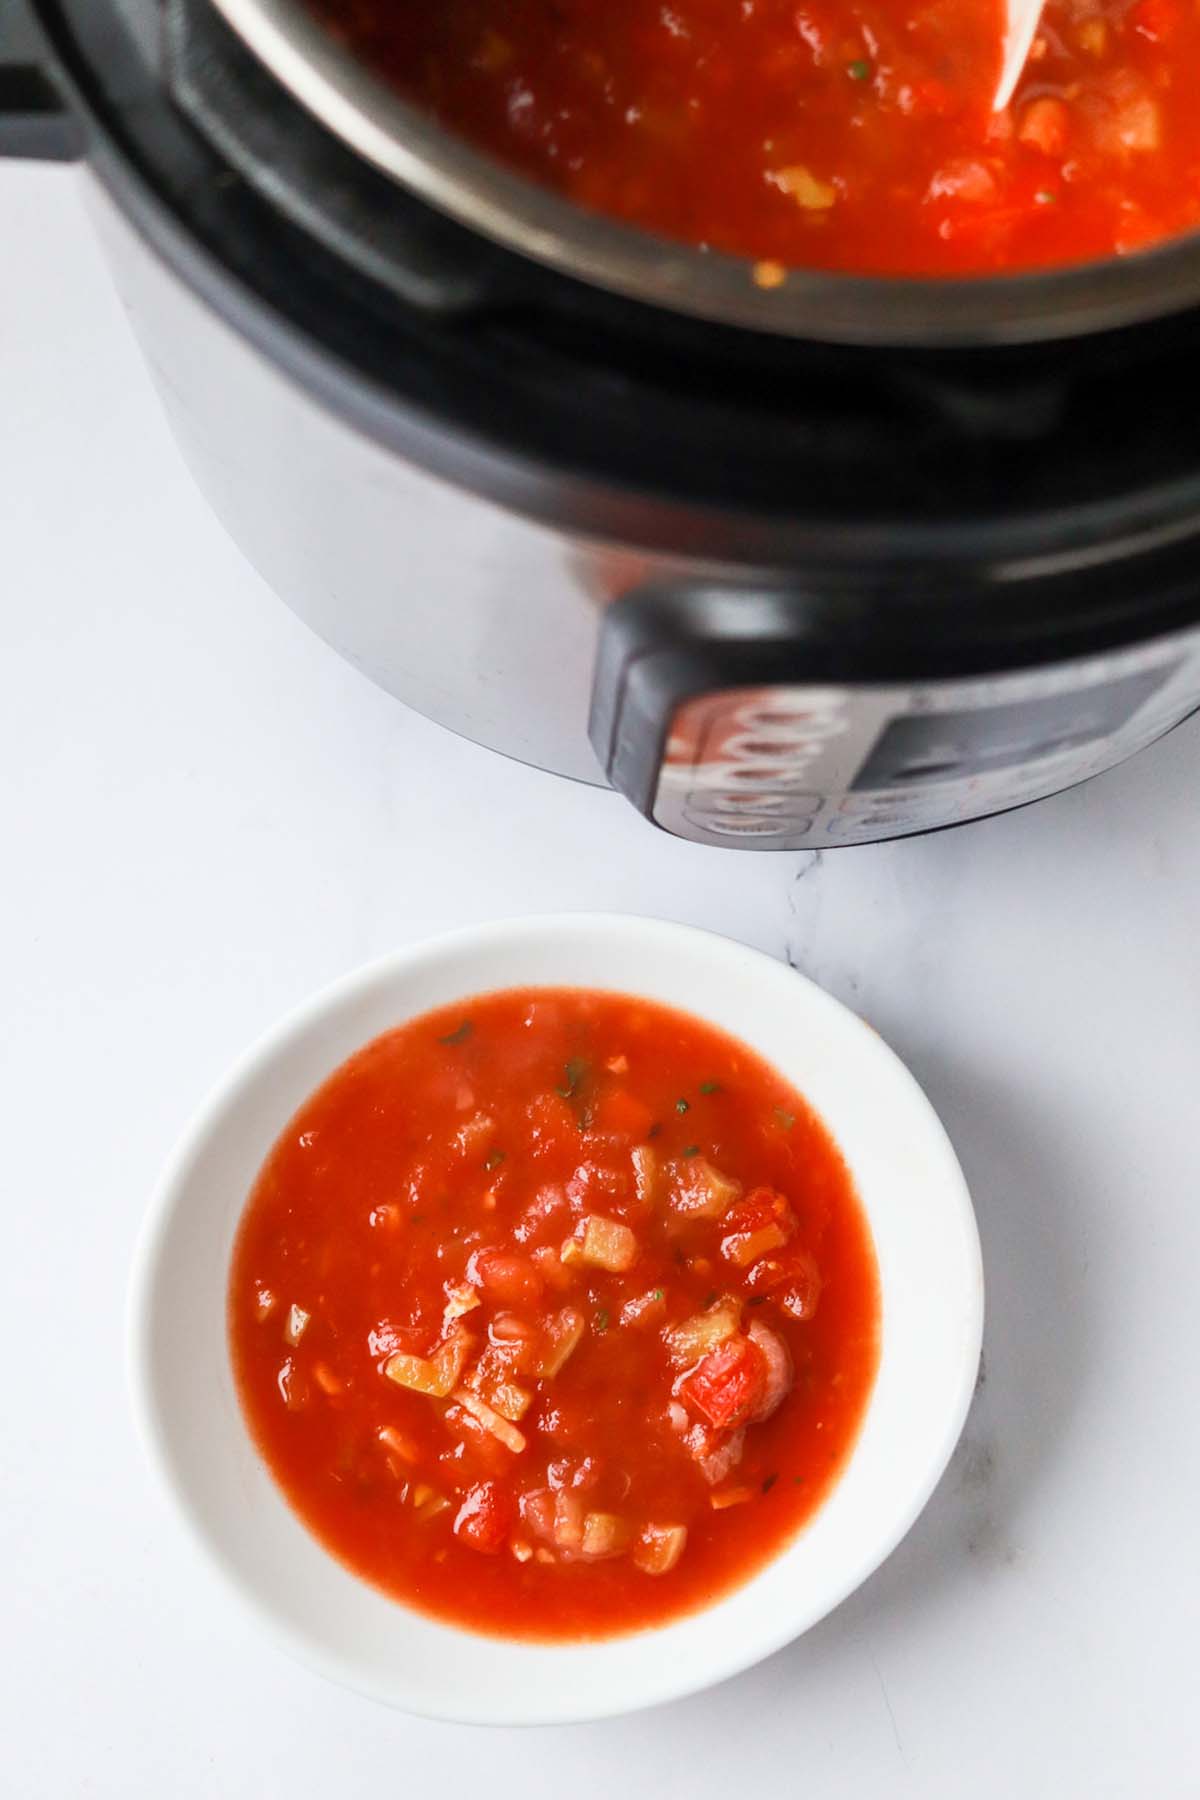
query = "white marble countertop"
(4, 164, 1199, 1798)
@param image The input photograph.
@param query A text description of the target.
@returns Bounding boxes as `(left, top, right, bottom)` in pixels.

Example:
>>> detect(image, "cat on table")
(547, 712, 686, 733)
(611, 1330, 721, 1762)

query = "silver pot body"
(88, 181, 1200, 847)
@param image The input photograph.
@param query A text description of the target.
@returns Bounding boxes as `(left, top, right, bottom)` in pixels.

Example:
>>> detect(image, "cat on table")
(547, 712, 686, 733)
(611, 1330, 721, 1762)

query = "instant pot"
(6, 0, 1200, 847)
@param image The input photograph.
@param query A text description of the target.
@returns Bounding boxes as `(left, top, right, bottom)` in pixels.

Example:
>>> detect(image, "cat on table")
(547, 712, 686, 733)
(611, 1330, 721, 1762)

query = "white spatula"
(993, 0, 1045, 110)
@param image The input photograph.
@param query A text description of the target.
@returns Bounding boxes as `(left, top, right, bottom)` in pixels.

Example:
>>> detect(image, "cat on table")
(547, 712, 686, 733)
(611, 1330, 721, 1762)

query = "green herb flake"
(699, 1080, 721, 1095)
(1035, 188, 1057, 204)
(653, 1288, 665, 1301)
(675, 1097, 690, 1114)
(774, 1107, 796, 1131)
(703, 1289, 718, 1308)
(484, 1149, 506, 1171)
(747, 1294, 767, 1306)
(847, 57, 873, 80)
(648, 1121, 663, 1139)
(682, 1143, 701, 1158)
(762, 1472, 779, 1494)
(594, 1308, 610, 1333)
(438, 1019, 473, 1046)
(555, 1056, 589, 1099)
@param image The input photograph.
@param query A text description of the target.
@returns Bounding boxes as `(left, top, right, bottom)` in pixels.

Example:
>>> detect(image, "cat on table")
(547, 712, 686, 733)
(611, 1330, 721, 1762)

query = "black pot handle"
(0, 0, 85, 160)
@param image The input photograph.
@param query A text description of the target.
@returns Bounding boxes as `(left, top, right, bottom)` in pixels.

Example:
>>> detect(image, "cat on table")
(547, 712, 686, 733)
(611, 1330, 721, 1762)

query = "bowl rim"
(127, 912, 984, 1724)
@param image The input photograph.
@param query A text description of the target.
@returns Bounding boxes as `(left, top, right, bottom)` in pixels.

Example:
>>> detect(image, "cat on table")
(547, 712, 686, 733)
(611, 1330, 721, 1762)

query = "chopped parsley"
(762, 1472, 779, 1494)
(438, 1019, 473, 1046)
(653, 1288, 664, 1301)
(484, 1149, 506, 1171)
(847, 57, 872, 80)
(556, 1057, 588, 1099)
(594, 1308, 610, 1333)
(699, 1080, 721, 1095)
(682, 1143, 701, 1157)
(676, 1097, 690, 1114)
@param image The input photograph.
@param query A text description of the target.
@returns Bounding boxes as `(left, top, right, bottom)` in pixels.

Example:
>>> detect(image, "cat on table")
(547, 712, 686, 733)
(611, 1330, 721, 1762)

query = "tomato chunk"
(453, 1480, 514, 1554)
(590, 1087, 656, 1140)
(680, 1335, 767, 1429)
(466, 1247, 545, 1309)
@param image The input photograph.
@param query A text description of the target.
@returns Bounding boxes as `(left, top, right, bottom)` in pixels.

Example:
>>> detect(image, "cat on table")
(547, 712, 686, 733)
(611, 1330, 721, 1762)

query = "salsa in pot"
(312, 0, 1200, 274)
(229, 987, 879, 1639)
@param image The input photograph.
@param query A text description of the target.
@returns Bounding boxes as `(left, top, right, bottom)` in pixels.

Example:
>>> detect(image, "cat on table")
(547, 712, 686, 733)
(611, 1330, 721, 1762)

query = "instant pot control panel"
(590, 583, 1200, 848)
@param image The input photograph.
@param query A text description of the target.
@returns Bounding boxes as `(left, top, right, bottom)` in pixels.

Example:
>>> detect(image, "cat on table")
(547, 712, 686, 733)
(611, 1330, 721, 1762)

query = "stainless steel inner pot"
(210, 0, 1200, 347)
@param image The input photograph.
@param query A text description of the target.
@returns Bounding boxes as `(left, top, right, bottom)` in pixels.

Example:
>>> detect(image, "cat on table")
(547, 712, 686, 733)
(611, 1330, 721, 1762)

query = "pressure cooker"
(6, 0, 1200, 846)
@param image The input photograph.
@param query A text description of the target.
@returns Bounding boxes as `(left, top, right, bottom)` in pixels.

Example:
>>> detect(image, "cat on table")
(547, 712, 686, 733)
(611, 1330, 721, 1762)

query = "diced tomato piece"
(1018, 97, 1069, 157)
(589, 1087, 656, 1140)
(723, 1186, 797, 1238)
(513, 1183, 570, 1247)
(524, 1091, 576, 1154)
(680, 1335, 767, 1430)
(745, 1245, 823, 1318)
(453, 1480, 513, 1554)
(466, 1247, 544, 1309)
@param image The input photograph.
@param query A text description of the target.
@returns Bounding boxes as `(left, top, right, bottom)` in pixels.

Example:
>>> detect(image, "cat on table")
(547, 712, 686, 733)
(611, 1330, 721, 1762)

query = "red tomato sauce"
(229, 987, 879, 1640)
(314, 0, 1200, 273)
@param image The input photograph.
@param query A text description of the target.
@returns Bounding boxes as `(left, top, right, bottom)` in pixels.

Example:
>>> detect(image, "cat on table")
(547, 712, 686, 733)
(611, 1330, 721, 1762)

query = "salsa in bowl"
(130, 915, 982, 1722)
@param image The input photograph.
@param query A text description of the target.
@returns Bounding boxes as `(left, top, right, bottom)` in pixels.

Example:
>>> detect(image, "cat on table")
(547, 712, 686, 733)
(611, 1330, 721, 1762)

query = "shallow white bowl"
(128, 914, 982, 1725)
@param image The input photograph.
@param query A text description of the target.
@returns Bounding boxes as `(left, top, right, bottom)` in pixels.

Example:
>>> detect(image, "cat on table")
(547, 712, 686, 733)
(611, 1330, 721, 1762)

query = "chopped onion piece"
(377, 1425, 419, 1464)
(581, 1511, 632, 1558)
(633, 1523, 687, 1574)
(487, 1378, 533, 1422)
(721, 1221, 788, 1267)
(511, 1539, 534, 1563)
(534, 1547, 555, 1565)
(417, 1493, 451, 1521)
(631, 1143, 660, 1207)
(284, 1303, 310, 1346)
(312, 1361, 342, 1396)
(537, 1307, 586, 1378)
(253, 1286, 276, 1323)
(605, 1054, 630, 1074)
(454, 1387, 528, 1453)
(667, 1157, 741, 1219)
(554, 1489, 585, 1551)
(442, 1283, 481, 1331)
(564, 1214, 638, 1273)
(664, 1295, 742, 1364)
(709, 1485, 756, 1510)
(384, 1329, 473, 1399)
(454, 1111, 496, 1154)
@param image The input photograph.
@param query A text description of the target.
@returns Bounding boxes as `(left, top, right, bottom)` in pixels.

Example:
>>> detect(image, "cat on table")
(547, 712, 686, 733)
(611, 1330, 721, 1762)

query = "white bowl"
(128, 914, 982, 1725)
